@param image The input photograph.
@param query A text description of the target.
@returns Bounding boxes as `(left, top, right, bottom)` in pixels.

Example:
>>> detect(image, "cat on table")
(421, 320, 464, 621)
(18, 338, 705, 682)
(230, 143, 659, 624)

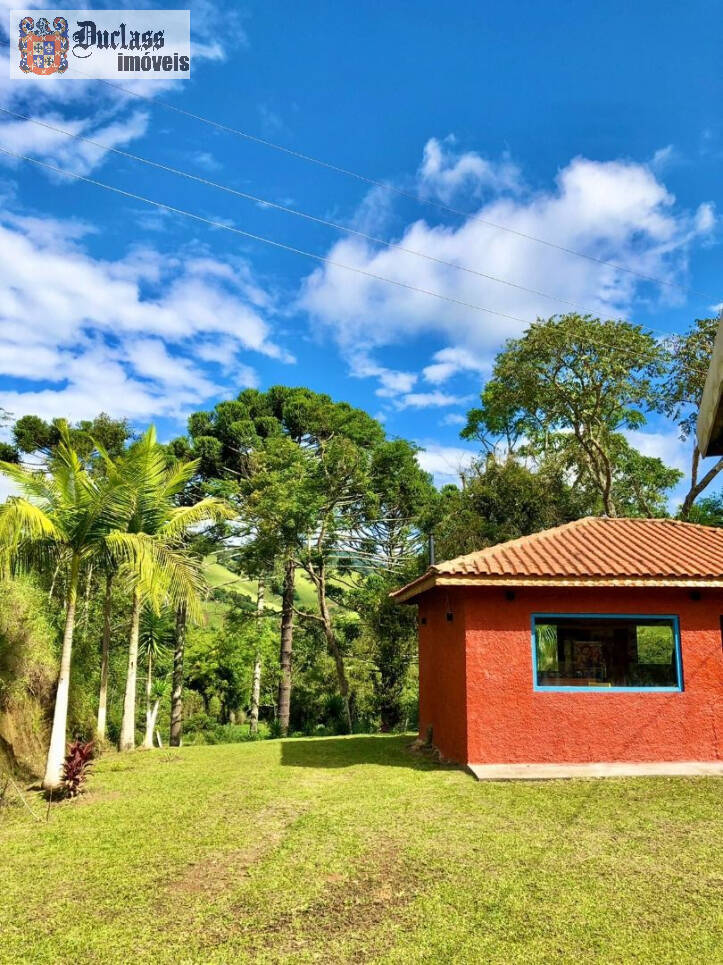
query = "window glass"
(534, 616, 679, 689)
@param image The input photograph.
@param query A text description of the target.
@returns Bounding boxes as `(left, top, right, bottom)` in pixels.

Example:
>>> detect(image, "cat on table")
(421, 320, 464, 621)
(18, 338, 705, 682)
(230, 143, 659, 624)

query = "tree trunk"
(680, 447, 723, 520)
(148, 698, 161, 745)
(249, 576, 264, 736)
(316, 564, 352, 734)
(170, 603, 186, 747)
(119, 587, 141, 752)
(142, 650, 154, 749)
(43, 555, 80, 791)
(277, 557, 295, 737)
(96, 572, 113, 743)
(82, 562, 93, 629)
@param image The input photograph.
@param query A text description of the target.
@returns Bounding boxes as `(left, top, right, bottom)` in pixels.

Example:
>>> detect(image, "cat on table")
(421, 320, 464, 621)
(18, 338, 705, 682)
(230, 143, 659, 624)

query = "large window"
(532, 614, 682, 692)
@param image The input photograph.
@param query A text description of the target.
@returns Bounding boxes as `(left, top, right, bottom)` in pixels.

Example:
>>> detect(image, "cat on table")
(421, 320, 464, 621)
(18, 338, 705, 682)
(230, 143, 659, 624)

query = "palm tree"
(170, 602, 187, 747)
(95, 563, 116, 744)
(139, 606, 174, 748)
(109, 428, 233, 752)
(0, 427, 129, 789)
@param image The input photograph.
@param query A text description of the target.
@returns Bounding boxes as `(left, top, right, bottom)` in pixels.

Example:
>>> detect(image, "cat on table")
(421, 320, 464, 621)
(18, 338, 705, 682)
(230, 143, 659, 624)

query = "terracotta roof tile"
(392, 517, 723, 600)
(435, 517, 723, 579)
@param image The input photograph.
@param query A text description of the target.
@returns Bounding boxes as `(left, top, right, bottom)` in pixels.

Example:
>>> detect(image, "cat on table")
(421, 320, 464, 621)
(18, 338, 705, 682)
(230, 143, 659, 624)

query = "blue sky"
(0, 0, 721, 494)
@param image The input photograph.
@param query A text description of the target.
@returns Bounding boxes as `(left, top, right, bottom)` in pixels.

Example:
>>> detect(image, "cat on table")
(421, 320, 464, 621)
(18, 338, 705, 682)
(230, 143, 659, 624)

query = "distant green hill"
(202, 555, 320, 626)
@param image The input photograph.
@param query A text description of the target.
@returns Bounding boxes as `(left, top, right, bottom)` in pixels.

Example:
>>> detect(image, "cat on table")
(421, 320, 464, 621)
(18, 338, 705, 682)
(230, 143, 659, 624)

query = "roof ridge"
(596, 515, 722, 532)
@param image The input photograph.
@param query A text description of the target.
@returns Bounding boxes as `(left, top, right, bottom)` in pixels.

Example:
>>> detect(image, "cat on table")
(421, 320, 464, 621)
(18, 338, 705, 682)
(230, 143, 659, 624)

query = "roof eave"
(391, 573, 723, 603)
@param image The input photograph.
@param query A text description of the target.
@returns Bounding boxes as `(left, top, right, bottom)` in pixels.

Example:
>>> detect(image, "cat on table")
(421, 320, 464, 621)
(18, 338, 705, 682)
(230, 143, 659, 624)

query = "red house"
(393, 517, 723, 778)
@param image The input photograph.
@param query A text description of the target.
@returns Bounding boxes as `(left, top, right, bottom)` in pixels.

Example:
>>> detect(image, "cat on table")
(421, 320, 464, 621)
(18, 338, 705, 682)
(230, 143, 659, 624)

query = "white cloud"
(423, 346, 488, 384)
(0, 211, 290, 423)
(0, 109, 150, 177)
(415, 442, 477, 486)
(192, 151, 221, 172)
(0, 0, 245, 177)
(396, 391, 473, 410)
(440, 412, 467, 426)
(300, 151, 716, 395)
(649, 144, 678, 174)
(345, 353, 418, 400)
(624, 429, 691, 475)
(419, 136, 522, 202)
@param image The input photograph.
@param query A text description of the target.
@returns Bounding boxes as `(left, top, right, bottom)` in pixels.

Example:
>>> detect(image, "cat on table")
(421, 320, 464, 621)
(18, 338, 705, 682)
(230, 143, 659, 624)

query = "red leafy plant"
(61, 740, 95, 798)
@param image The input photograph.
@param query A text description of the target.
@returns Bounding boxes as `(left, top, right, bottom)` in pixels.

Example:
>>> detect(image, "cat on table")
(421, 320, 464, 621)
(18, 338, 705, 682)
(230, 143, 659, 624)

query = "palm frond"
(0, 497, 60, 544)
(0, 460, 58, 506)
(159, 497, 235, 541)
(159, 458, 200, 501)
(105, 531, 205, 622)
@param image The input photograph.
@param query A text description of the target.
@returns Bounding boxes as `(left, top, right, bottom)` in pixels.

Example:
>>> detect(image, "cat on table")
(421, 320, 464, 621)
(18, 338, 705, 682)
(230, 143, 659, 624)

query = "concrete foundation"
(468, 761, 723, 781)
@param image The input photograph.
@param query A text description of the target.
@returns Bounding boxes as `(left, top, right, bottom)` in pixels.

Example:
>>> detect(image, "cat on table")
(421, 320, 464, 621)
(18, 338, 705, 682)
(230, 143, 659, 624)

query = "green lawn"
(2, 736, 722, 964)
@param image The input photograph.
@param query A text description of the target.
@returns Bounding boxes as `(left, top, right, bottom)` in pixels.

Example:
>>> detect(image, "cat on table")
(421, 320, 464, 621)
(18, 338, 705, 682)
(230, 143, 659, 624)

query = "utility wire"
(0, 106, 648, 321)
(0, 147, 705, 374)
(0, 34, 711, 302)
(0, 145, 531, 327)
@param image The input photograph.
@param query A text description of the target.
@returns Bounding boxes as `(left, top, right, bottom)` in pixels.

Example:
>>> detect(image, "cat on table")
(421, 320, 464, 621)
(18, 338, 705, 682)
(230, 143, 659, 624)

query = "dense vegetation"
(0, 314, 720, 787)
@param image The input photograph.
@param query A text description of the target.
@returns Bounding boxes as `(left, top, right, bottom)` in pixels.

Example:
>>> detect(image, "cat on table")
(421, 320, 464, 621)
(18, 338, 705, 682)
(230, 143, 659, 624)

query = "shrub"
(0, 577, 60, 778)
(61, 740, 95, 798)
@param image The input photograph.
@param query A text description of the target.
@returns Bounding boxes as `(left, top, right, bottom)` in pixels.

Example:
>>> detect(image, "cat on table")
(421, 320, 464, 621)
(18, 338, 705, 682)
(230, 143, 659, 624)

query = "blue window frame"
(531, 613, 683, 693)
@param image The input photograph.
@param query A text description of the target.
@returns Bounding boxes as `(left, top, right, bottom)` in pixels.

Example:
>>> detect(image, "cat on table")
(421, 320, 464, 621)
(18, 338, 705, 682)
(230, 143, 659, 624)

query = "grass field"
(202, 556, 319, 628)
(2, 735, 722, 964)
(202, 556, 353, 627)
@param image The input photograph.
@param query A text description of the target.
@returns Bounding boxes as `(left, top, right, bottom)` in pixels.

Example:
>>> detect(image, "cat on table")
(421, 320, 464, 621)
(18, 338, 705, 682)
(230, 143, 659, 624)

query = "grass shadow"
(279, 733, 455, 772)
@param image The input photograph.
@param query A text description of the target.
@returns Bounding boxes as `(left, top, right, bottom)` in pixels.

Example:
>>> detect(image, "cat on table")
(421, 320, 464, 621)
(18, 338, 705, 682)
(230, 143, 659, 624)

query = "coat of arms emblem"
(18, 16, 69, 75)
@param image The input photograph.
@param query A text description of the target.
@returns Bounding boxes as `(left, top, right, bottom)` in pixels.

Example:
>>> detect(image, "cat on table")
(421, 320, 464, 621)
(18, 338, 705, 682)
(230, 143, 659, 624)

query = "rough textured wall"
(417, 587, 468, 762)
(462, 586, 723, 765)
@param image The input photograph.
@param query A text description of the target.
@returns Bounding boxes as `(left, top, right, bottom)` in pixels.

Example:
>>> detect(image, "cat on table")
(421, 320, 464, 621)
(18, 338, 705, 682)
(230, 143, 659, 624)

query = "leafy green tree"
(349, 568, 420, 731)
(176, 390, 298, 733)
(340, 440, 434, 729)
(462, 314, 670, 516)
(180, 388, 433, 735)
(184, 618, 261, 723)
(660, 317, 722, 518)
(686, 492, 723, 527)
(430, 455, 589, 561)
(0, 426, 129, 789)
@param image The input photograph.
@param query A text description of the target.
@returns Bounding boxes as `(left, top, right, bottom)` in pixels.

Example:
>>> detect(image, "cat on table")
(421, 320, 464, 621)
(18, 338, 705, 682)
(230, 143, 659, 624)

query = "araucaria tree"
(182, 387, 432, 734)
(0, 426, 129, 789)
(244, 390, 387, 733)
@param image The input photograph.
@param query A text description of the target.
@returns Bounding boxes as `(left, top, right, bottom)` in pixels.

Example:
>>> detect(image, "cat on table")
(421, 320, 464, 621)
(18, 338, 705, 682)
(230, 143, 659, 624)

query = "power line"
(0, 106, 635, 321)
(0, 145, 532, 327)
(0, 147, 701, 375)
(0, 35, 713, 302)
